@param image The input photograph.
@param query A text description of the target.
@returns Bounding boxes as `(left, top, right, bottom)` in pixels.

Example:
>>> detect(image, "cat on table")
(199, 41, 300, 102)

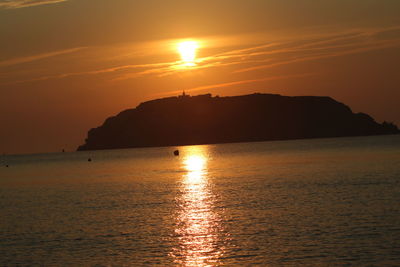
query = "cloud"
(186, 73, 317, 92)
(0, 47, 86, 68)
(3, 60, 179, 84)
(0, 0, 67, 9)
(130, 26, 400, 79)
(234, 39, 400, 73)
(4, 25, 400, 85)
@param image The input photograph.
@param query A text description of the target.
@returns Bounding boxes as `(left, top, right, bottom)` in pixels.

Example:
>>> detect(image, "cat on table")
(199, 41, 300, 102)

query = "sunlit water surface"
(1, 135, 400, 266)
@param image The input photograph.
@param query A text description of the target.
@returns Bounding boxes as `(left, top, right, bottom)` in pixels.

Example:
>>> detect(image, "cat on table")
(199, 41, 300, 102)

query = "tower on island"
(179, 90, 189, 98)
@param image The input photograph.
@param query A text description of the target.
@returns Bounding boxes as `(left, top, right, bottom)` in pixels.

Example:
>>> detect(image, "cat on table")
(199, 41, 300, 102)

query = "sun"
(177, 40, 198, 66)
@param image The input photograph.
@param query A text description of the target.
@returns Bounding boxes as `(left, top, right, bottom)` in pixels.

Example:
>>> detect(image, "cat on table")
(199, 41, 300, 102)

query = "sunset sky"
(1, 0, 400, 154)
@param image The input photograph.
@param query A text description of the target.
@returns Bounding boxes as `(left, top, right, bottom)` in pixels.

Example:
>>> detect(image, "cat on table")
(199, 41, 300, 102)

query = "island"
(77, 93, 399, 151)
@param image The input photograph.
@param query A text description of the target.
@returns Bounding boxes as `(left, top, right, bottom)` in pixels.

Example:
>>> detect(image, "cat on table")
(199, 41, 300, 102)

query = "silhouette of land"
(78, 93, 399, 151)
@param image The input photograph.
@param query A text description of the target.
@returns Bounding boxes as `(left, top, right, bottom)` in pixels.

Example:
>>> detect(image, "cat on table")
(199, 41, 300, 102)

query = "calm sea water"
(1, 135, 400, 266)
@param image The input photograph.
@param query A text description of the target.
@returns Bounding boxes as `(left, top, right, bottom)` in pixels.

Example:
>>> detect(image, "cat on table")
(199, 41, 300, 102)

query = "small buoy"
(88, 158, 92, 162)
(173, 150, 179, 156)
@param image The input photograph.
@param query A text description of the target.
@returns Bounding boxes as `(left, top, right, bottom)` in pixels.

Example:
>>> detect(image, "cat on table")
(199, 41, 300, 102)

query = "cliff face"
(77, 93, 399, 151)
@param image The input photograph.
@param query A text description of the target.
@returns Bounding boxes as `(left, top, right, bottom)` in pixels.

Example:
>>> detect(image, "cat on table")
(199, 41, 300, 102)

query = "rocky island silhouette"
(77, 93, 399, 151)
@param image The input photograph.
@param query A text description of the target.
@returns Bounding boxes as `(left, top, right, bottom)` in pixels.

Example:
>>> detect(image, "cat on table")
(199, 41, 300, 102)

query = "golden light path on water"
(172, 146, 226, 266)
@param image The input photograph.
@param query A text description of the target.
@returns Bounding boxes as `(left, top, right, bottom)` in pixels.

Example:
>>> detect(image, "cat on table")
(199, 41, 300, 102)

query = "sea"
(1, 135, 400, 266)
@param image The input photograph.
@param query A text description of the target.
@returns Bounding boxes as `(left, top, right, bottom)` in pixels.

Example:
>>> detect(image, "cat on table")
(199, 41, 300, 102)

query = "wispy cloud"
(122, 26, 400, 80)
(4, 60, 178, 84)
(0, 47, 85, 67)
(234, 39, 400, 73)
(3, 25, 400, 85)
(188, 73, 316, 92)
(0, 0, 67, 9)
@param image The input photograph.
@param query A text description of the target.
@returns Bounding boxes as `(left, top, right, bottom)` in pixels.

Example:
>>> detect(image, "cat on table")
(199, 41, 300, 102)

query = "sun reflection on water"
(172, 146, 225, 266)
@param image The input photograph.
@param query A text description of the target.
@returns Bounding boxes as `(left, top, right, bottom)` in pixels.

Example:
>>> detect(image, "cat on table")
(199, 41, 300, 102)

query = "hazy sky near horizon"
(1, 0, 400, 154)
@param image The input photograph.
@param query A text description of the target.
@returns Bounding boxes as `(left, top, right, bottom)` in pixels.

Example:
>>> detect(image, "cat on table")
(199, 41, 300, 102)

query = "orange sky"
(1, 0, 400, 154)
